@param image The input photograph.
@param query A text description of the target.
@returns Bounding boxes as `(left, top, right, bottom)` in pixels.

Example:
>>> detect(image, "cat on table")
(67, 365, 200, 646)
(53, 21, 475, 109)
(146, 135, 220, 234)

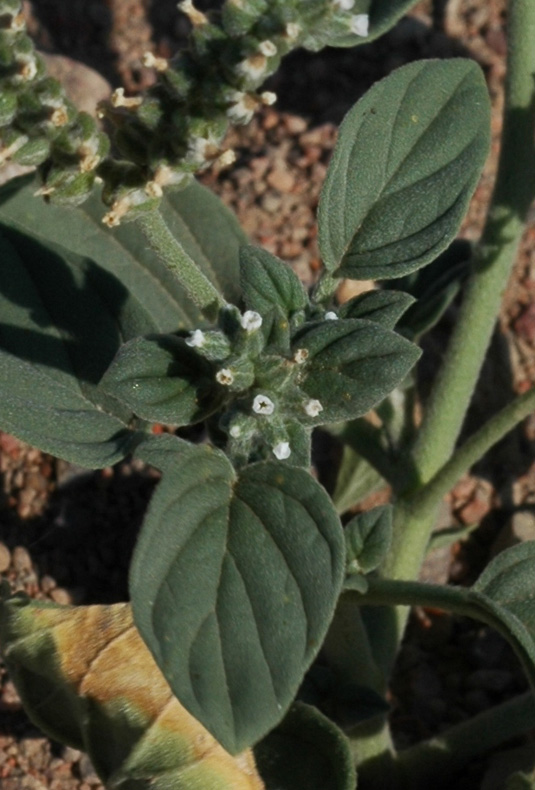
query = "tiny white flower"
(230, 424, 242, 438)
(235, 55, 268, 81)
(145, 180, 163, 198)
(216, 368, 234, 386)
(141, 51, 169, 71)
(333, 0, 355, 9)
(285, 22, 301, 40)
(325, 311, 338, 320)
(253, 394, 275, 415)
(260, 91, 277, 106)
(258, 40, 277, 57)
(294, 348, 309, 364)
(227, 91, 256, 124)
(349, 14, 369, 37)
(185, 329, 206, 348)
(273, 441, 291, 460)
(304, 399, 323, 418)
(241, 310, 263, 331)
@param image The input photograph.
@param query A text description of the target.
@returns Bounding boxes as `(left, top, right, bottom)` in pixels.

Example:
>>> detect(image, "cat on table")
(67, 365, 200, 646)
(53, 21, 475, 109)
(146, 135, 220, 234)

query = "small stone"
(40, 574, 57, 594)
(50, 587, 73, 605)
(79, 754, 101, 784)
(12, 546, 32, 572)
(267, 167, 295, 193)
(62, 746, 83, 763)
(284, 115, 307, 135)
(0, 542, 11, 572)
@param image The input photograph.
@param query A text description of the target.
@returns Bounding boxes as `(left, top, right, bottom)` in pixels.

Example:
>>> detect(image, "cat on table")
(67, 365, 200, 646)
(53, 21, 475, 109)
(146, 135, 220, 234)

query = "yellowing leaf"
(0, 594, 265, 790)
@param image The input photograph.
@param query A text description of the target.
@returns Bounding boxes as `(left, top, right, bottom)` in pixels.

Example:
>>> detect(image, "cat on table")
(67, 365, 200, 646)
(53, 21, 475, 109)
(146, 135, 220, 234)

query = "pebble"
(78, 754, 101, 784)
(50, 587, 72, 605)
(266, 166, 295, 193)
(12, 546, 32, 572)
(0, 541, 11, 572)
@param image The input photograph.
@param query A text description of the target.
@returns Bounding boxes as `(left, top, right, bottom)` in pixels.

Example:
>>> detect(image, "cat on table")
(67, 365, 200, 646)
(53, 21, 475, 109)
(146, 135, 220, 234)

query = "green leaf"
(254, 702, 356, 790)
(240, 246, 307, 349)
(293, 318, 421, 423)
(0, 175, 247, 330)
(318, 59, 490, 280)
(101, 334, 223, 425)
(333, 445, 385, 515)
(345, 505, 393, 574)
(0, 226, 154, 467)
(130, 434, 345, 754)
(339, 289, 415, 329)
(388, 239, 472, 338)
(471, 542, 535, 687)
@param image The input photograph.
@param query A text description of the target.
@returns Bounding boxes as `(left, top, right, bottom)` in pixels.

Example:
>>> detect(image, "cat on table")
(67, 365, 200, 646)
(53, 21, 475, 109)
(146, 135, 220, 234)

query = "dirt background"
(2, 1, 535, 788)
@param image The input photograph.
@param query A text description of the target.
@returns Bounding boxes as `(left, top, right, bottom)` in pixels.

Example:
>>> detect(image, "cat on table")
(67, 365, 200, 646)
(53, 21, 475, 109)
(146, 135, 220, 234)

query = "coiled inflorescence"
(0, 0, 368, 224)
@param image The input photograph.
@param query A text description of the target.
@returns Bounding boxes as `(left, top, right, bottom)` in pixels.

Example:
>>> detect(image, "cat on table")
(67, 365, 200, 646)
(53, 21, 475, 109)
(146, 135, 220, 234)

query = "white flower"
(258, 40, 277, 57)
(253, 394, 275, 415)
(227, 91, 256, 124)
(241, 310, 263, 331)
(349, 14, 369, 37)
(333, 0, 355, 9)
(260, 91, 277, 106)
(304, 399, 323, 418)
(185, 329, 206, 348)
(285, 22, 301, 40)
(294, 348, 309, 364)
(230, 424, 242, 438)
(272, 441, 291, 460)
(325, 311, 338, 320)
(216, 368, 234, 386)
(235, 55, 268, 82)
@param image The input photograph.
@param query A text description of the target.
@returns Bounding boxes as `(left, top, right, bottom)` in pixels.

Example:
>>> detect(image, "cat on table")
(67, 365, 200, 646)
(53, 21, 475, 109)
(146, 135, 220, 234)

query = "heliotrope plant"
(1, 0, 535, 788)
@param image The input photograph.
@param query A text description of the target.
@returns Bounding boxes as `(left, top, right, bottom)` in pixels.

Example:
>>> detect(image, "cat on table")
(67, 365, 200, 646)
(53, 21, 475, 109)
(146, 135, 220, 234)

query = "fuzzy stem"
(412, 385, 535, 514)
(397, 691, 535, 789)
(409, 0, 535, 490)
(137, 210, 225, 320)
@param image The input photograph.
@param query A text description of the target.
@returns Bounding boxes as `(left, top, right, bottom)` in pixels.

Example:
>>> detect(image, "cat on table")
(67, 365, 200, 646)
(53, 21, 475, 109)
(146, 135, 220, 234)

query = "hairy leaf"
(293, 318, 421, 423)
(318, 59, 490, 279)
(471, 542, 535, 687)
(0, 175, 246, 330)
(338, 289, 415, 329)
(0, 227, 153, 467)
(345, 505, 393, 574)
(240, 246, 307, 349)
(130, 434, 345, 754)
(101, 334, 223, 425)
(0, 594, 264, 790)
(254, 702, 356, 790)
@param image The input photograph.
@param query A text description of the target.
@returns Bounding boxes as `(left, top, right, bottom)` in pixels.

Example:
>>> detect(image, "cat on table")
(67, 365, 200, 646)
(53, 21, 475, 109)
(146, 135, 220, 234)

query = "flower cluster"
(0, 0, 108, 205)
(0, 0, 369, 223)
(184, 304, 324, 464)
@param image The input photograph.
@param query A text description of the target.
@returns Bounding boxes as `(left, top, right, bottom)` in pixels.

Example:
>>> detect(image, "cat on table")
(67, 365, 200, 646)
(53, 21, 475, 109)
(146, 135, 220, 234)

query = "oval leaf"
(101, 334, 223, 425)
(293, 318, 421, 423)
(130, 434, 345, 754)
(318, 59, 490, 279)
(254, 702, 356, 790)
(338, 289, 415, 329)
(0, 227, 153, 467)
(345, 505, 393, 575)
(0, 174, 247, 330)
(0, 594, 264, 790)
(240, 246, 307, 349)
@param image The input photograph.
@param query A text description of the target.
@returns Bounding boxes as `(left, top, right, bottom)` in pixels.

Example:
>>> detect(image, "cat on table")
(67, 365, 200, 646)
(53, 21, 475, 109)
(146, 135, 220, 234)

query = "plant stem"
(412, 385, 535, 514)
(137, 209, 225, 320)
(409, 0, 535, 490)
(397, 691, 535, 789)
(383, 0, 535, 592)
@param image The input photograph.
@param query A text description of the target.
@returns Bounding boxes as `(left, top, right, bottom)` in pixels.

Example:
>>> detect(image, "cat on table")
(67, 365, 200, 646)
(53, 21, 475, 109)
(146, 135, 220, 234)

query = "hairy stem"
(412, 385, 535, 514)
(397, 691, 535, 789)
(137, 210, 225, 320)
(409, 0, 535, 490)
